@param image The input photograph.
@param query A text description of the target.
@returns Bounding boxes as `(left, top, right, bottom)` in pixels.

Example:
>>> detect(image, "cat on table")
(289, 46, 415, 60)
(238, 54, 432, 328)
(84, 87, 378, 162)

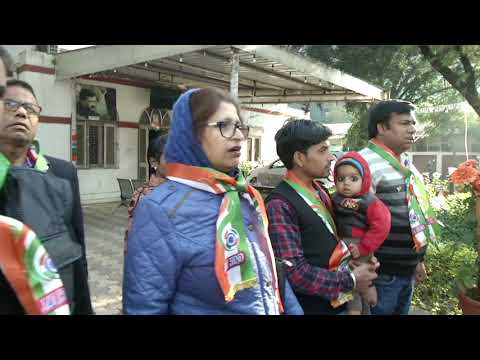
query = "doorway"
(138, 108, 171, 181)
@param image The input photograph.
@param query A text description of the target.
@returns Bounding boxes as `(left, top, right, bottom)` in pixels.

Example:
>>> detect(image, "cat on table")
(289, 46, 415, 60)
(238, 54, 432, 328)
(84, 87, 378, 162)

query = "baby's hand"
(348, 244, 360, 259)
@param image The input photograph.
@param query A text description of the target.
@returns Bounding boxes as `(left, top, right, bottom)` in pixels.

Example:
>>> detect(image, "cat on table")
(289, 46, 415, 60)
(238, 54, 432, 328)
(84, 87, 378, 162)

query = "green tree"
(290, 45, 462, 149)
(419, 45, 480, 118)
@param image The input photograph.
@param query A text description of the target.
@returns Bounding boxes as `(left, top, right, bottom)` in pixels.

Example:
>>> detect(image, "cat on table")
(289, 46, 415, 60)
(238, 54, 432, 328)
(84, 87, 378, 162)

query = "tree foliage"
(289, 45, 463, 149)
(419, 45, 480, 118)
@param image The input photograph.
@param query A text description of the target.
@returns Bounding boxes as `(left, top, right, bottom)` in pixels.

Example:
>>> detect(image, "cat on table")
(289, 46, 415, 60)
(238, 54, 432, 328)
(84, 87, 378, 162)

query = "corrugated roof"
(55, 45, 385, 104)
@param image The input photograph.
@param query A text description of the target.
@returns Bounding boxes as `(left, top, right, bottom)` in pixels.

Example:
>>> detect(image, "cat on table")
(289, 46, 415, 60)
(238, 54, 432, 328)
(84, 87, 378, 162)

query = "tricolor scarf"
(367, 140, 442, 252)
(166, 163, 284, 312)
(284, 171, 353, 308)
(0, 152, 70, 315)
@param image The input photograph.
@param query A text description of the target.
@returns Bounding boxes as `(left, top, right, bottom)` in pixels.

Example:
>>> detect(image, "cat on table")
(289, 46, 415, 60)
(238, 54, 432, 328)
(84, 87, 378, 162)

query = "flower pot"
(458, 288, 480, 315)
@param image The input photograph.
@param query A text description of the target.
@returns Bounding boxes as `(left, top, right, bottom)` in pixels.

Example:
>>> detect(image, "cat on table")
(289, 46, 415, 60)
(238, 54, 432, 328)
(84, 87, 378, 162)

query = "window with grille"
(36, 45, 58, 54)
(77, 121, 117, 168)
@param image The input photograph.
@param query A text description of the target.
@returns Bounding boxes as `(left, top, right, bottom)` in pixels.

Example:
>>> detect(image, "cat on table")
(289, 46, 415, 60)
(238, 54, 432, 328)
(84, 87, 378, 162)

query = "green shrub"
(412, 182, 477, 315)
(239, 160, 266, 178)
(413, 242, 477, 315)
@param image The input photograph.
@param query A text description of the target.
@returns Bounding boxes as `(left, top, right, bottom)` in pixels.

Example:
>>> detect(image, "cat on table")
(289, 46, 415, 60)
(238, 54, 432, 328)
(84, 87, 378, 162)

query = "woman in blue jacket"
(123, 88, 303, 315)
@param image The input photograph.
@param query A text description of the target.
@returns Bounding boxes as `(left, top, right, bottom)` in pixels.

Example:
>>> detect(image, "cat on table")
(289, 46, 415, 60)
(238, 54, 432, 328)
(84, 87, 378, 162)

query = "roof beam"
(100, 66, 225, 91)
(55, 45, 219, 80)
(158, 58, 284, 90)
(140, 63, 244, 89)
(204, 50, 324, 91)
(238, 89, 357, 97)
(232, 45, 385, 99)
(239, 94, 375, 104)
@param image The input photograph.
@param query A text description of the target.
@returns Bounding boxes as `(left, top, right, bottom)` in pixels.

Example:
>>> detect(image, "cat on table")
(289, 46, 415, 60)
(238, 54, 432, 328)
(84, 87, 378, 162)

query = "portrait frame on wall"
(76, 84, 118, 122)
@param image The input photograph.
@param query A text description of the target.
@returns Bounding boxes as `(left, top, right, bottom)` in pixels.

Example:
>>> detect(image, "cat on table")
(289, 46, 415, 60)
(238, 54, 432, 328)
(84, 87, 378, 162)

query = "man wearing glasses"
(0, 76, 93, 314)
(0, 81, 43, 165)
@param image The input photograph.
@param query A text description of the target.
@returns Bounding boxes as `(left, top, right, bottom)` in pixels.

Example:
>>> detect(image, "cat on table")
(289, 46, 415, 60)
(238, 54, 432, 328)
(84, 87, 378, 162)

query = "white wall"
(242, 104, 306, 164)
(15, 50, 73, 161)
(36, 124, 71, 160)
(15, 49, 150, 204)
(3, 45, 36, 59)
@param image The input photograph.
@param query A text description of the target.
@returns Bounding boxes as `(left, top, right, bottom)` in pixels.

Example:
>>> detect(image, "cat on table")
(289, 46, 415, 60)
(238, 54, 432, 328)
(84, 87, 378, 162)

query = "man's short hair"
(368, 100, 416, 139)
(0, 46, 14, 76)
(79, 88, 97, 101)
(7, 79, 37, 100)
(275, 119, 332, 169)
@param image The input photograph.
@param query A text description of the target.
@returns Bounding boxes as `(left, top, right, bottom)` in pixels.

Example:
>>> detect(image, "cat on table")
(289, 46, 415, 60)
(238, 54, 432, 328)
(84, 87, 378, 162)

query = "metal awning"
(55, 45, 387, 104)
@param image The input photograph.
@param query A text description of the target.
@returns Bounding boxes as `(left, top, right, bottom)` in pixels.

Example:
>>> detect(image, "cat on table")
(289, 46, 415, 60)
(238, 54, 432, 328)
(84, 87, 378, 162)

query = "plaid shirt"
(266, 194, 354, 301)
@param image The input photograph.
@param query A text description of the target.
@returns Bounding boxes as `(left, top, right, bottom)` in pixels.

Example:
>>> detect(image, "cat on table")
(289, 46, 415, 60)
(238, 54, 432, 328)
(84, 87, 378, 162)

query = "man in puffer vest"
(332, 151, 391, 315)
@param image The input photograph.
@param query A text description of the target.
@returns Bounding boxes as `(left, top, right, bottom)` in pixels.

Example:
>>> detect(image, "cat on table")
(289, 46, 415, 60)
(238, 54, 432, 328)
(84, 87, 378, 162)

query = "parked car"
(247, 151, 344, 189)
(247, 159, 285, 189)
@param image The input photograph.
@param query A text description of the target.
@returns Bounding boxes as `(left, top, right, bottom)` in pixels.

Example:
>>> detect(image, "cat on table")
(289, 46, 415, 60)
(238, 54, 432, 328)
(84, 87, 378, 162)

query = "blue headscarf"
(164, 88, 239, 177)
(164, 89, 212, 168)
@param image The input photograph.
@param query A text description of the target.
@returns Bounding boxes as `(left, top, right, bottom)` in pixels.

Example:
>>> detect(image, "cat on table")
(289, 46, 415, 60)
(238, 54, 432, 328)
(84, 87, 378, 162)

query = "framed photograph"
(76, 84, 117, 122)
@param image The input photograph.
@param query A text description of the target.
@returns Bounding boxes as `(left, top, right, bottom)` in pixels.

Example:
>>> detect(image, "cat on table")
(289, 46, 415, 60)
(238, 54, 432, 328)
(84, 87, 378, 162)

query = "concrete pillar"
(230, 48, 240, 99)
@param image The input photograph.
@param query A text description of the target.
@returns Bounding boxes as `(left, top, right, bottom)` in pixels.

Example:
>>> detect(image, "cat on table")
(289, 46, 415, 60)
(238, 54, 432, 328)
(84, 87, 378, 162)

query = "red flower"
(461, 159, 479, 168)
(474, 177, 480, 193)
(451, 164, 480, 185)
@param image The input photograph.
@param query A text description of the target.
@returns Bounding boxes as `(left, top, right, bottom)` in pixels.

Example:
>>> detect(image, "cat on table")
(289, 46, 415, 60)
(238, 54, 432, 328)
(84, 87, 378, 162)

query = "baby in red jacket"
(332, 151, 391, 315)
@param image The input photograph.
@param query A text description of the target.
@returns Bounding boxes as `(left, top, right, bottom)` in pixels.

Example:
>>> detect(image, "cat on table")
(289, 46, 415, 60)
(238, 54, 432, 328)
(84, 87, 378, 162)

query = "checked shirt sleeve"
(266, 198, 354, 301)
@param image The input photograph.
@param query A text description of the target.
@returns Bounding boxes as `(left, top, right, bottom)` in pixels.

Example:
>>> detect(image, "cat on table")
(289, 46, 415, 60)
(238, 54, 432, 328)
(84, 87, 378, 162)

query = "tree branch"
(420, 45, 480, 117)
(414, 87, 451, 103)
(419, 45, 467, 90)
(398, 69, 436, 100)
(454, 45, 478, 95)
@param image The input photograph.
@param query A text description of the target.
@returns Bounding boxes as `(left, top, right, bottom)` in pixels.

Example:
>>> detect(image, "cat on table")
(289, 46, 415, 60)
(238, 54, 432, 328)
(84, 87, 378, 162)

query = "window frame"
(76, 120, 118, 169)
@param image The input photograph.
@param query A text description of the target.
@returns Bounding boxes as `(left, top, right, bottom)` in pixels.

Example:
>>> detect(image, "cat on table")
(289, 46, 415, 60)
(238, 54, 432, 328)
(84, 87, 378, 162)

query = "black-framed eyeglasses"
(206, 120, 249, 139)
(4, 98, 42, 116)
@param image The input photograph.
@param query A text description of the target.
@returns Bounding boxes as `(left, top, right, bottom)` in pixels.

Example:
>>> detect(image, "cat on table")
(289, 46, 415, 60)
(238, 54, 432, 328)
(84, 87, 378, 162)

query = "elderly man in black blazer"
(45, 155, 93, 314)
(0, 74, 93, 314)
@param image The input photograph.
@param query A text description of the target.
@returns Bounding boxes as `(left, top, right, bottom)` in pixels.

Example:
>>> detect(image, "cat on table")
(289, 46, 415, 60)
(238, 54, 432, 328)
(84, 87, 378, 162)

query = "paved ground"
(83, 201, 430, 315)
(84, 202, 126, 315)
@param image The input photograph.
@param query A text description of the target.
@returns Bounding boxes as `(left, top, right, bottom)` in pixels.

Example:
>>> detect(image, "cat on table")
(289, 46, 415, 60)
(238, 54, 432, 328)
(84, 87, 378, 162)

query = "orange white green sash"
(367, 140, 441, 252)
(0, 152, 70, 315)
(284, 171, 353, 308)
(166, 163, 284, 312)
(0, 216, 70, 314)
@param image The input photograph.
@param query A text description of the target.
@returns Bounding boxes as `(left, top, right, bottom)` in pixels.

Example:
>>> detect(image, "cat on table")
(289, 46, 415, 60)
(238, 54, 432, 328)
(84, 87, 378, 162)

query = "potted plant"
(450, 159, 480, 314)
